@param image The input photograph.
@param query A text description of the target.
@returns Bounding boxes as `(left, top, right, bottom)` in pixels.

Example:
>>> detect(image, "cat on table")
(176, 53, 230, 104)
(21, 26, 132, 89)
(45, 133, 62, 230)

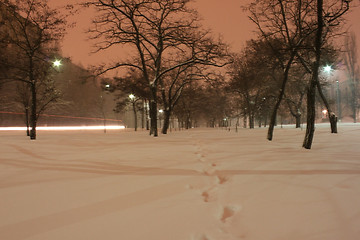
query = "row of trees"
(87, 0, 357, 149)
(1, 0, 358, 150)
(83, 0, 230, 136)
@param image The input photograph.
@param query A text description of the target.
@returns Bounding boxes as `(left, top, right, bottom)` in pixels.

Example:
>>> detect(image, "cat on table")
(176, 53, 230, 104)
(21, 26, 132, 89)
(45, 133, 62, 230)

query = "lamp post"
(336, 80, 341, 121)
(129, 94, 138, 131)
(323, 65, 341, 120)
(158, 109, 163, 129)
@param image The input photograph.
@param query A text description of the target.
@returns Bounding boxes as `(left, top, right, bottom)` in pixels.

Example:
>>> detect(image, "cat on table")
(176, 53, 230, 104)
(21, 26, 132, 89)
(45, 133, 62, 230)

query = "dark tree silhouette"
(85, 0, 228, 137)
(2, 0, 67, 139)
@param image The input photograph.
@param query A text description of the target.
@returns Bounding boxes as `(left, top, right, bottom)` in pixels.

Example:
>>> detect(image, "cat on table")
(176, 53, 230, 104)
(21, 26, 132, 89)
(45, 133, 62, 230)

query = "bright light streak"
(0, 125, 125, 131)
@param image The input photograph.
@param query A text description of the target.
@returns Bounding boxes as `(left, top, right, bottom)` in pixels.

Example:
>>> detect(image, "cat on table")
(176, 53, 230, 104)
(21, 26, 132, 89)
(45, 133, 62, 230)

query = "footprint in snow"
(220, 205, 241, 223)
(201, 186, 218, 202)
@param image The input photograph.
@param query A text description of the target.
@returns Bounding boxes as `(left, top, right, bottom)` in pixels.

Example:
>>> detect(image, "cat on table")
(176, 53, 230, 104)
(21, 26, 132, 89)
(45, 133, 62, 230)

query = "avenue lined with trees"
(1, 0, 359, 149)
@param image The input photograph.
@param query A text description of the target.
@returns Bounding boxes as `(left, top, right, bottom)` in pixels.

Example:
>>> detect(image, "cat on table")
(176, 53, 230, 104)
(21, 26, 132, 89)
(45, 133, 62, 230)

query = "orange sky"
(49, 0, 360, 69)
(49, 0, 254, 67)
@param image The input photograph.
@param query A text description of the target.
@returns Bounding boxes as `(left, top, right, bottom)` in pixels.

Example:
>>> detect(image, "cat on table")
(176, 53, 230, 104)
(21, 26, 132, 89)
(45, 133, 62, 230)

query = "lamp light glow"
(323, 65, 332, 73)
(53, 59, 62, 67)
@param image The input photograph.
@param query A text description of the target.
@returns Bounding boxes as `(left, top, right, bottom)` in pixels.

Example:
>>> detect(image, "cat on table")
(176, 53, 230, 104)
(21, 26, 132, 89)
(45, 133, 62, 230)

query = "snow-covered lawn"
(1, 124, 360, 240)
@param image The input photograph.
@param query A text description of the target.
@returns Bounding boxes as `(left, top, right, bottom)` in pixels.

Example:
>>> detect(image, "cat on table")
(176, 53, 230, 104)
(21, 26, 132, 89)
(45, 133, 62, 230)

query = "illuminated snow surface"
(1, 124, 360, 240)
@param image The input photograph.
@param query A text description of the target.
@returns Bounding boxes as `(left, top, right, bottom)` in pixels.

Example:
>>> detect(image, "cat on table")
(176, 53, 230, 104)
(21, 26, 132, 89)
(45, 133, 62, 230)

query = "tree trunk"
(249, 114, 255, 129)
(29, 82, 37, 140)
(145, 100, 150, 130)
(162, 109, 171, 134)
(141, 100, 145, 129)
(303, 79, 317, 149)
(25, 107, 30, 136)
(149, 87, 158, 137)
(329, 112, 337, 133)
(132, 101, 138, 131)
(295, 113, 301, 128)
(267, 102, 278, 140)
(352, 88, 357, 122)
(303, 0, 323, 149)
(235, 117, 239, 132)
(315, 77, 337, 133)
(267, 53, 296, 141)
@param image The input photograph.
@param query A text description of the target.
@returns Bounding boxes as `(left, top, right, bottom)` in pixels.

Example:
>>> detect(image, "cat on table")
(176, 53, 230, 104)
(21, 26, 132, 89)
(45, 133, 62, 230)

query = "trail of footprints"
(191, 138, 242, 239)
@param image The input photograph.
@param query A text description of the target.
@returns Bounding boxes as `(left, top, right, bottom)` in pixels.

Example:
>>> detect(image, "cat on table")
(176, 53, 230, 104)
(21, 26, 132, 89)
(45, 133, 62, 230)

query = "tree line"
(1, 0, 359, 149)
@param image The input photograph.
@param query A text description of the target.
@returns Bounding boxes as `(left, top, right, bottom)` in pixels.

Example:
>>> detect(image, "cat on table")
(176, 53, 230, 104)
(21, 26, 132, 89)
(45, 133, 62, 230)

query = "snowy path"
(0, 125, 360, 240)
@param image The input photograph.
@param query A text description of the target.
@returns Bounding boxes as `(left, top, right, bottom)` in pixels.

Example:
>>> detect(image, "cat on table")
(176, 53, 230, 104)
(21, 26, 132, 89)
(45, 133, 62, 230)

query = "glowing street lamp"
(323, 65, 332, 73)
(53, 59, 62, 67)
(322, 109, 328, 118)
(129, 94, 137, 131)
(158, 109, 164, 129)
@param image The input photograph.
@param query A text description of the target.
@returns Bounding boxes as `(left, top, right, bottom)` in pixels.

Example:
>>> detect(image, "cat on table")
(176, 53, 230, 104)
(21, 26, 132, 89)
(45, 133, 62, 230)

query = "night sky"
(49, 0, 360, 69)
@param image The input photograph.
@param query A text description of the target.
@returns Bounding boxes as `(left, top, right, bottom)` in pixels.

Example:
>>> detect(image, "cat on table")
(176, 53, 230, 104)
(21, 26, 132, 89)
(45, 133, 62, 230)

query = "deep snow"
(1, 124, 360, 240)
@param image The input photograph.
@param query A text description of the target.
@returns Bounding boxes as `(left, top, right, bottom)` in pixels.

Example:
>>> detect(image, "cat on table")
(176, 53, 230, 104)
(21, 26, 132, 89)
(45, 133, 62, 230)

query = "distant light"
(323, 65, 332, 73)
(105, 84, 110, 88)
(53, 59, 62, 67)
(159, 109, 163, 113)
(129, 94, 135, 100)
(322, 109, 328, 115)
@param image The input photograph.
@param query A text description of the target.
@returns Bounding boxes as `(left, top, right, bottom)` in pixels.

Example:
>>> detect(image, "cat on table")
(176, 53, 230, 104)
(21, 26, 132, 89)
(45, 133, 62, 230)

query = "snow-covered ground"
(1, 124, 360, 240)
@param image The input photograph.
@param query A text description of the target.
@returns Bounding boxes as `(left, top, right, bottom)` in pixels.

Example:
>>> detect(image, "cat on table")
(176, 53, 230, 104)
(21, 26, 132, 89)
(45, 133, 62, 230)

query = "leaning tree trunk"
(303, 77, 317, 149)
(267, 54, 296, 141)
(303, 0, 323, 149)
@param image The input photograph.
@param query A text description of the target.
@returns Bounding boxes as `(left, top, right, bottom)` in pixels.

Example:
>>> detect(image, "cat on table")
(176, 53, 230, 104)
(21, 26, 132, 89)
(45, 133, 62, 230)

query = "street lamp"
(323, 65, 341, 120)
(158, 109, 163, 129)
(129, 94, 137, 131)
(323, 65, 332, 74)
(53, 59, 62, 68)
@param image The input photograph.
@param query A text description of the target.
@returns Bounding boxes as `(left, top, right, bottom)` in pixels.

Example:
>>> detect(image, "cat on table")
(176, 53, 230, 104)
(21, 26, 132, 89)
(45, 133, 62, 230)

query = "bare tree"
(343, 32, 360, 123)
(227, 39, 280, 129)
(159, 64, 210, 134)
(113, 70, 151, 130)
(247, 0, 351, 148)
(302, 0, 350, 148)
(2, 0, 67, 139)
(247, 0, 314, 141)
(84, 0, 228, 137)
(285, 69, 308, 128)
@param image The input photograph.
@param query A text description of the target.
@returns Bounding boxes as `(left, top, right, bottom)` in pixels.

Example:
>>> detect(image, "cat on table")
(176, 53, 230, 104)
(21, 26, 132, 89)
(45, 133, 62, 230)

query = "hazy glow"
(129, 94, 135, 100)
(0, 125, 125, 131)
